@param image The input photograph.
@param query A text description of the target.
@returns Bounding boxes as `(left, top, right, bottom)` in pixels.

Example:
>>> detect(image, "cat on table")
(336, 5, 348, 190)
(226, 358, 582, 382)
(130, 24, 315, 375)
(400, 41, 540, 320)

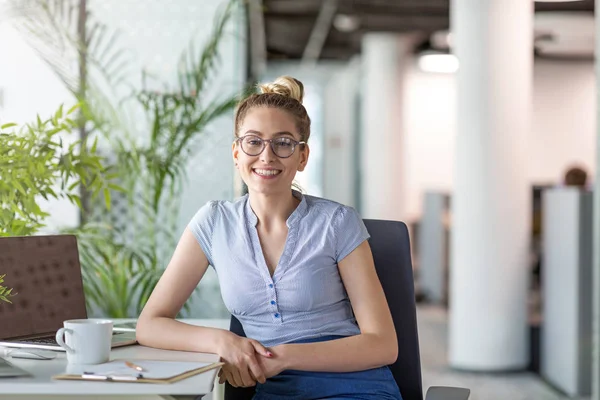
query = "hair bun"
(258, 76, 304, 104)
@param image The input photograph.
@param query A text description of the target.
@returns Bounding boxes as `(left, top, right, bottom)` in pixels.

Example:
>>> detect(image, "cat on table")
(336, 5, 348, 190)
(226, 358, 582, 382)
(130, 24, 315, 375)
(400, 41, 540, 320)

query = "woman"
(137, 76, 402, 400)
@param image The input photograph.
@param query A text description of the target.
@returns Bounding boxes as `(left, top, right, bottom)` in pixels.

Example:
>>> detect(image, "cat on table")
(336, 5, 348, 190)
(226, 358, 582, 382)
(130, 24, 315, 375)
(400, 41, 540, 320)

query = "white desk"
(0, 318, 230, 399)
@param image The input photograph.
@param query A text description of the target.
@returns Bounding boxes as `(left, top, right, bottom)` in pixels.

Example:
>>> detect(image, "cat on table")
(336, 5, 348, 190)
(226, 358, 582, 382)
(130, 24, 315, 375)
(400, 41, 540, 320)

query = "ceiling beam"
(268, 44, 358, 60)
(349, 0, 447, 5)
(267, 14, 448, 34)
(261, 0, 594, 62)
(265, 0, 325, 14)
(301, 0, 338, 67)
(265, 0, 448, 14)
(535, 0, 593, 12)
(268, 34, 308, 55)
(265, 10, 448, 19)
(360, 14, 448, 31)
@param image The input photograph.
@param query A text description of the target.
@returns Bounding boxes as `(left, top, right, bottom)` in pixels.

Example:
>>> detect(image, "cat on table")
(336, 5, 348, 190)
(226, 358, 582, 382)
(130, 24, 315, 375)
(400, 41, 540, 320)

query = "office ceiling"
(261, 0, 595, 61)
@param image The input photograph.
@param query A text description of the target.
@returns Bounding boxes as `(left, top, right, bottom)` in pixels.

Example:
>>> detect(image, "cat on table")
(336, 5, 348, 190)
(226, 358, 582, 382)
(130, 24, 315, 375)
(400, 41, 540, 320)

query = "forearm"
(278, 333, 397, 373)
(136, 316, 231, 354)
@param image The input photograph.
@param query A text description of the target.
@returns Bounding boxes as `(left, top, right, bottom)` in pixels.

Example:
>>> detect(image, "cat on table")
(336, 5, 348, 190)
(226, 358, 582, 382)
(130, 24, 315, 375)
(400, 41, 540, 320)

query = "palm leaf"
(9, 0, 133, 132)
(183, 0, 236, 97)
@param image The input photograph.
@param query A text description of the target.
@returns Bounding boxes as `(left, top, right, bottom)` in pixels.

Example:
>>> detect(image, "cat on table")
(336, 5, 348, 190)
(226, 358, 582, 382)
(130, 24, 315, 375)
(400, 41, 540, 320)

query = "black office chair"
(225, 219, 470, 400)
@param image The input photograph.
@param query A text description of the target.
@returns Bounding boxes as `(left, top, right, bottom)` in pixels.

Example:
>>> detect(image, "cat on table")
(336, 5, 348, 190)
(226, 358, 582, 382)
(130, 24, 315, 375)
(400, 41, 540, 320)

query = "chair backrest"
(226, 219, 423, 400)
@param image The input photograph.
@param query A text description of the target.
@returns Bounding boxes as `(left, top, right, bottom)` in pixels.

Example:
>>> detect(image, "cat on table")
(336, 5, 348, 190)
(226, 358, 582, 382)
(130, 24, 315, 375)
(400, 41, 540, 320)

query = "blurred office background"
(0, 0, 598, 399)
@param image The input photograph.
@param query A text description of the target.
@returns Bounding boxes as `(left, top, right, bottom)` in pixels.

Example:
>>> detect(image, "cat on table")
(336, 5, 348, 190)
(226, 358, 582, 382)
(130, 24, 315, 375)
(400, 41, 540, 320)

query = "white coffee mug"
(55, 319, 113, 364)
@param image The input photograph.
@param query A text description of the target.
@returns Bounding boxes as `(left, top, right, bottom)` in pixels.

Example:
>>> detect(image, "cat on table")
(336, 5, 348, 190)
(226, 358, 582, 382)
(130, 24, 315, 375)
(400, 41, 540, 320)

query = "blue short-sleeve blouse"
(188, 191, 370, 347)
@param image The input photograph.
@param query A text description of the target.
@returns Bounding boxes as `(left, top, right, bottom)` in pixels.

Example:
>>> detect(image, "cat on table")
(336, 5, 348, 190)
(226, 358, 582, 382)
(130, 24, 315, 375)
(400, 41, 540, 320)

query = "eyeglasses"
(236, 135, 306, 158)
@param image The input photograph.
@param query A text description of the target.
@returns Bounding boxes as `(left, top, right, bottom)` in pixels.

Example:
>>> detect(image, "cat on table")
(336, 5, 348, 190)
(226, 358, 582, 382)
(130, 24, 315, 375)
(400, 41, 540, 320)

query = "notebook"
(52, 359, 224, 384)
(0, 357, 31, 378)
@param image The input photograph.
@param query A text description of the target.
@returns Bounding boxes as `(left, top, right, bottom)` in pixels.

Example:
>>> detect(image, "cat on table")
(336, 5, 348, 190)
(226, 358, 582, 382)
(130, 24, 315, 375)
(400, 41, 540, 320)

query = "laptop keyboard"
(14, 331, 126, 346)
(14, 337, 58, 345)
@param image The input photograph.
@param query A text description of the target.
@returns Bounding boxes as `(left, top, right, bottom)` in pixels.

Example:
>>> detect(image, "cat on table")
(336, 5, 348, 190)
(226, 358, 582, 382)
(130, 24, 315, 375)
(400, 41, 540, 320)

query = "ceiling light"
(417, 52, 459, 74)
(333, 14, 359, 33)
(534, 0, 585, 2)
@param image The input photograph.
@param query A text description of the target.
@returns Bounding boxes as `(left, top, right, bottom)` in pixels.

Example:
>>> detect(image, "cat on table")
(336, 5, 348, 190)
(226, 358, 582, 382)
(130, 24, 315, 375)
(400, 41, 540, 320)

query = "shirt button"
(268, 284, 274, 288)
(270, 300, 276, 305)
(274, 313, 280, 318)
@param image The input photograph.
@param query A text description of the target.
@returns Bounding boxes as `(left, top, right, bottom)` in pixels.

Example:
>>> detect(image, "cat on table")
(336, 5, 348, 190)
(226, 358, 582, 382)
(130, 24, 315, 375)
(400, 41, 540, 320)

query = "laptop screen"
(0, 235, 88, 340)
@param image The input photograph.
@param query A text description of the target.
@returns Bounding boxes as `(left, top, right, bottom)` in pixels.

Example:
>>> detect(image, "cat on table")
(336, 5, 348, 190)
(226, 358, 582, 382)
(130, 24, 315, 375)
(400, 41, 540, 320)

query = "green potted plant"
(0, 105, 117, 303)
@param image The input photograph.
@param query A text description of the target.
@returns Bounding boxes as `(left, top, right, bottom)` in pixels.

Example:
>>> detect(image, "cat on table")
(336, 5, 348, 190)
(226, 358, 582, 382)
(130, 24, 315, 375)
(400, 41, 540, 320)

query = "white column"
(449, 0, 533, 370)
(360, 34, 411, 221)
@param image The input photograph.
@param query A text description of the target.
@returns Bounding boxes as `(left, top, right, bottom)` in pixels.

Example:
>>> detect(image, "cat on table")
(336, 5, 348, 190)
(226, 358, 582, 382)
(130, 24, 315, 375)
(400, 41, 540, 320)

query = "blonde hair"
(234, 76, 311, 142)
(258, 75, 305, 103)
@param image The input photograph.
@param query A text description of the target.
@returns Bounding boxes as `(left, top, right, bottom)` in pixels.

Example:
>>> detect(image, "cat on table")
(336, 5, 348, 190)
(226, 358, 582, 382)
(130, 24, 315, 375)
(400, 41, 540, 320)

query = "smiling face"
(233, 107, 309, 196)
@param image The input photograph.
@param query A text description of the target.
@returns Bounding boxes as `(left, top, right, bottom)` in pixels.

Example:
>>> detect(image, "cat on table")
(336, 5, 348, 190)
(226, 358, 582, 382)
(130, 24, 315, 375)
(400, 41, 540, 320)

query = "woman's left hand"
(257, 345, 287, 378)
(218, 345, 287, 385)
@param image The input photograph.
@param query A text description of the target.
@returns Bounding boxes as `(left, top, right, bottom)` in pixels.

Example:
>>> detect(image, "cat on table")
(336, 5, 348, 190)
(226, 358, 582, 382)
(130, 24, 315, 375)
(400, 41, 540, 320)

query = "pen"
(82, 373, 139, 381)
(124, 361, 145, 372)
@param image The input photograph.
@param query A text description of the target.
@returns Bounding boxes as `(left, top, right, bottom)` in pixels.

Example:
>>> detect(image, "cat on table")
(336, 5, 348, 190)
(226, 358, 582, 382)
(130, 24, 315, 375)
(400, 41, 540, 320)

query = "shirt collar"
(244, 189, 308, 227)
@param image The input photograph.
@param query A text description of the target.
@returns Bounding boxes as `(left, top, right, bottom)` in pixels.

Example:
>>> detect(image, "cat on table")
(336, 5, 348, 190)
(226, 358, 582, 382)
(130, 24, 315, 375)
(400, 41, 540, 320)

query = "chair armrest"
(425, 386, 470, 400)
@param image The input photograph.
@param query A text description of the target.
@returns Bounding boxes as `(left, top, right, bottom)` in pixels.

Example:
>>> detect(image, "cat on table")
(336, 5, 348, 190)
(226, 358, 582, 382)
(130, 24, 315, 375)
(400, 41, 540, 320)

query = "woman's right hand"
(217, 332, 272, 387)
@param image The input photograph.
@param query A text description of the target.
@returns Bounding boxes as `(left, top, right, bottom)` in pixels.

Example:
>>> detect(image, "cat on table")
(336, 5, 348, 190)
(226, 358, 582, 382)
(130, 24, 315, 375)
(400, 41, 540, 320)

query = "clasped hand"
(218, 333, 285, 387)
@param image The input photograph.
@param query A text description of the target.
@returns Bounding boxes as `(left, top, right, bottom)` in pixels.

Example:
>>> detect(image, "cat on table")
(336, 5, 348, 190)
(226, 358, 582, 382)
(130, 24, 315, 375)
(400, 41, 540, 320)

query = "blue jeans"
(253, 336, 403, 400)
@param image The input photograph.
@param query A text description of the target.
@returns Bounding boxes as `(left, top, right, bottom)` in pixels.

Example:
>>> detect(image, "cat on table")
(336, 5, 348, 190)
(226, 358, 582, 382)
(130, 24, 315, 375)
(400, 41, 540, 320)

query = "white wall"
(322, 57, 596, 221)
(322, 55, 456, 217)
(404, 66, 457, 221)
(404, 57, 595, 221)
(324, 58, 596, 221)
(530, 60, 596, 184)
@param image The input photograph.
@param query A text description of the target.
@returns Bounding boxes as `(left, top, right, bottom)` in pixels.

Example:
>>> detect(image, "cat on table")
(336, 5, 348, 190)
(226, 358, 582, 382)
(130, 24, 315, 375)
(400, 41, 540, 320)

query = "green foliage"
(9, 0, 243, 316)
(0, 105, 117, 237)
(59, 224, 162, 318)
(0, 275, 15, 303)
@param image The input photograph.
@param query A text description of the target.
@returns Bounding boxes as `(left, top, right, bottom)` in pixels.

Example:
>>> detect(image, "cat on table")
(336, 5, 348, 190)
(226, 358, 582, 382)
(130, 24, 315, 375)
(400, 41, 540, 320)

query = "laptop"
(0, 235, 137, 351)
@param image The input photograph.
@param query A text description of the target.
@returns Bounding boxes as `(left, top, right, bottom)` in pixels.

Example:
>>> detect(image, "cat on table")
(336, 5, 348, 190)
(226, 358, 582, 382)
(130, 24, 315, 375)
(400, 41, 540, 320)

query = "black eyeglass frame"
(235, 134, 306, 158)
